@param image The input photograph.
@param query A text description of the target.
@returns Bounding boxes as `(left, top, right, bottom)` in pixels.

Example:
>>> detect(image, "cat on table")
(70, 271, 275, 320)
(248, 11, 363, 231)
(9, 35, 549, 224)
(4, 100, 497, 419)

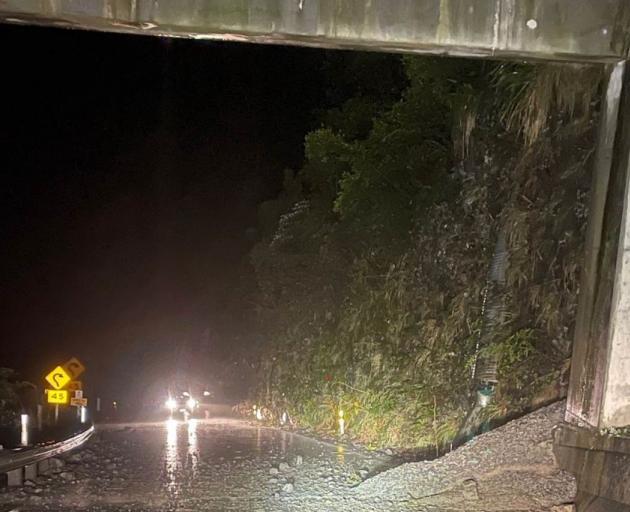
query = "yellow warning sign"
(63, 357, 86, 380)
(45, 366, 71, 390)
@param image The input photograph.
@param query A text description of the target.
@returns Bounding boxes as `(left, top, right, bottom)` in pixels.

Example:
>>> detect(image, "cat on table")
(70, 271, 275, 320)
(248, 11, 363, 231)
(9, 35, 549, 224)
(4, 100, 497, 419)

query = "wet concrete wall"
(602, 152, 630, 427)
(554, 424, 630, 509)
(568, 62, 630, 429)
(0, 0, 628, 62)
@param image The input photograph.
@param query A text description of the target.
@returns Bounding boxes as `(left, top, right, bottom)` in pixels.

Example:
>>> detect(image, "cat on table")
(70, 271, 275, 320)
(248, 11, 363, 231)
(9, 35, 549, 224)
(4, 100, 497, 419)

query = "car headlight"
(165, 398, 177, 410)
(186, 398, 197, 410)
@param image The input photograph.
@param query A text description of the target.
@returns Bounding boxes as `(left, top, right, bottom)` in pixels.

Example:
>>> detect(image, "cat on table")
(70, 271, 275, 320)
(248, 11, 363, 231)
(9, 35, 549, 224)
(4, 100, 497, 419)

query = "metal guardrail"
(0, 425, 94, 474)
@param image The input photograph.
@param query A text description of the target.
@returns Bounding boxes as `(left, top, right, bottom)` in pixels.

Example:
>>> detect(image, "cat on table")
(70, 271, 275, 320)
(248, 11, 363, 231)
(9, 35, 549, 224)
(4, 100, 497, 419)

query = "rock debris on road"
(0, 402, 574, 511)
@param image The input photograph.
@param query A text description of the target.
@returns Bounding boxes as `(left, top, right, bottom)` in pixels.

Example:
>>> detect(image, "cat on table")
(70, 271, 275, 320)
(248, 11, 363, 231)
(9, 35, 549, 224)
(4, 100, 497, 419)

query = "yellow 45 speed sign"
(47, 389, 69, 404)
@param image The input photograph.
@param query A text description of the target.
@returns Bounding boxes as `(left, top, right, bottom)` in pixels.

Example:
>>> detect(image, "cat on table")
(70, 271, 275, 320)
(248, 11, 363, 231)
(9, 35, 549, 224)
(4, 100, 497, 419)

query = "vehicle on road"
(164, 389, 213, 420)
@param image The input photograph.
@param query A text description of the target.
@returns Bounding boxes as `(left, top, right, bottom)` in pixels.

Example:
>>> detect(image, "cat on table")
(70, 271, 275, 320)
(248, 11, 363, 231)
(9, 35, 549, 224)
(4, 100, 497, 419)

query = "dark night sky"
(0, 24, 325, 400)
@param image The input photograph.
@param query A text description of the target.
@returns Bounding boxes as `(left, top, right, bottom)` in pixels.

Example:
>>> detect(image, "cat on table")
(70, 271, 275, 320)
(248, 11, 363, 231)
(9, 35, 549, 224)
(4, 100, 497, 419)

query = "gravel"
(351, 401, 575, 511)
(0, 403, 574, 511)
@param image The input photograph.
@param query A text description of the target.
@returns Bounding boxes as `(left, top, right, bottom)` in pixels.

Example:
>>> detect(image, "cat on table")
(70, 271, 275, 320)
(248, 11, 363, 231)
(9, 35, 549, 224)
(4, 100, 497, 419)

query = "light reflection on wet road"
(0, 417, 392, 511)
(116, 417, 388, 510)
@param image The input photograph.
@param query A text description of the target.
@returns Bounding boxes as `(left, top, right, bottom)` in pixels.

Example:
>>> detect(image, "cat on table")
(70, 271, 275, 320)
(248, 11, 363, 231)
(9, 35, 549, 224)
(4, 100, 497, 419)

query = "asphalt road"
(0, 403, 576, 511)
(0, 417, 392, 511)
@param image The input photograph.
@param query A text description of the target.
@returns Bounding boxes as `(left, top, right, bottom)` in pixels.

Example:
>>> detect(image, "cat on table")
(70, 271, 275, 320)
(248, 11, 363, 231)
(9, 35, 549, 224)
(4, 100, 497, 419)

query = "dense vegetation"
(245, 53, 601, 450)
(0, 368, 27, 425)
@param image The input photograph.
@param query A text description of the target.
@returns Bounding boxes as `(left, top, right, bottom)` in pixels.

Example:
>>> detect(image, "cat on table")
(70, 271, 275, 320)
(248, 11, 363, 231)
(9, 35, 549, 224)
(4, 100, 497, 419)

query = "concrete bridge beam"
(0, 1, 628, 63)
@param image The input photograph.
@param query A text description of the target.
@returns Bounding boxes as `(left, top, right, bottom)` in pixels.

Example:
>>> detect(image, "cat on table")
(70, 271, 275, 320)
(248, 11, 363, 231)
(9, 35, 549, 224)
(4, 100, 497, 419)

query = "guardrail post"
(37, 459, 50, 474)
(24, 463, 37, 481)
(37, 404, 43, 430)
(6, 468, 23, 487)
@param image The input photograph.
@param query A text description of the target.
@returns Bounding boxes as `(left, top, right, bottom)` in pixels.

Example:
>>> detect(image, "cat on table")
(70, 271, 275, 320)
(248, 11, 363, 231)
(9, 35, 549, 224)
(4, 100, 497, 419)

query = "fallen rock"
(462, 478, 479, 501)
(59, 471, 75, 482)
(67, 452, 83, 463)
(49, 458, 65, 470)
(279, 462, 290, 471)
(269, 467, 279, 475)
(282, 483, 294, 493)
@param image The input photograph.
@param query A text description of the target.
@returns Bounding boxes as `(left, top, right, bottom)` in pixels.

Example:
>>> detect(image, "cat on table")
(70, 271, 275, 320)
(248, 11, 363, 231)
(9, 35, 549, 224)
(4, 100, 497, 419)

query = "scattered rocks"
(49, 458, 65, 470)
(1, 409, 572, 512)
(282, 483, 294, 493)
(59, 471, 75, 482)
(357, 402, 575, 511)
(67, 452, 83, 463)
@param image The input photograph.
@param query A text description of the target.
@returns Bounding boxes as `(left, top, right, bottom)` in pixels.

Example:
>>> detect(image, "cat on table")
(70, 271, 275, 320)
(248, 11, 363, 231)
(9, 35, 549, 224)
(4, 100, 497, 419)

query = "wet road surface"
(0, 417, 392, 511)
(0, 404, 575, 511)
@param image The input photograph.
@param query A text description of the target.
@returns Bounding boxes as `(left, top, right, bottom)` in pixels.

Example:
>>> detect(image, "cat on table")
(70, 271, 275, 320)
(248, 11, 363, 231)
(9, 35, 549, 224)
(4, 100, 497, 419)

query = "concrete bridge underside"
(1, 1, 630, 510)
(0, 0, 628, 63)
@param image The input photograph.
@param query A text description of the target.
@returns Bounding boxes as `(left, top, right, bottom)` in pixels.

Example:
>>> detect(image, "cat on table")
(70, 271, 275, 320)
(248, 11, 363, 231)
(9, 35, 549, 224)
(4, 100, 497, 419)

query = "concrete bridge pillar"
(567, 62, 630, 431)
(601, 187, 630, 428)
